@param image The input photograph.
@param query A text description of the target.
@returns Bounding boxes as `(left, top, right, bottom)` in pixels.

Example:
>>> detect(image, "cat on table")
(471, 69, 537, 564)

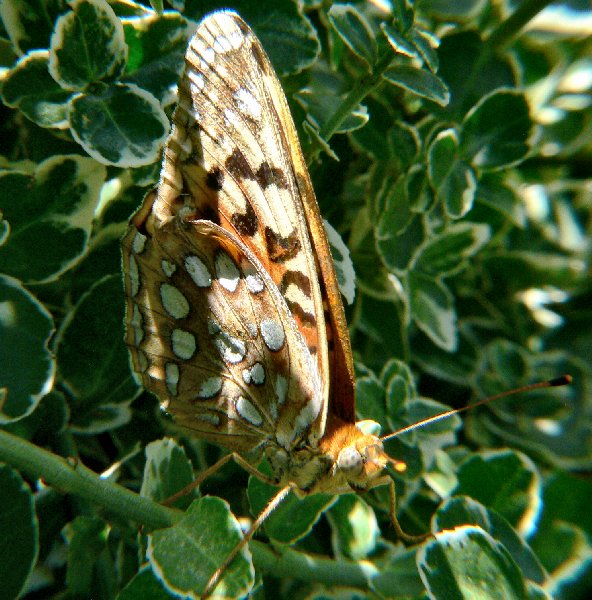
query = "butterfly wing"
(122, 216, 323, 453)
(149, 11, 355, 431)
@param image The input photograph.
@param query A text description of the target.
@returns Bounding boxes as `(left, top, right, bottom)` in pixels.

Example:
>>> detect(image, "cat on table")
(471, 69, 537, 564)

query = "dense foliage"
(0, 0, 591, 598)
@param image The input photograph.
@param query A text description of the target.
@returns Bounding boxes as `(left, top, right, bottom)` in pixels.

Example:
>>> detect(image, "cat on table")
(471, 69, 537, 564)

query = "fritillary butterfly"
(121, 9, 570, 598)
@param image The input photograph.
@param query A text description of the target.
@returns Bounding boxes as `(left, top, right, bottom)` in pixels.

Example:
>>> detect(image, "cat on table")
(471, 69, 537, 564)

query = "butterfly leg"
(202, 483, 294, 598)
(387, 479, 432, 544)
(163, 452, 279, 506)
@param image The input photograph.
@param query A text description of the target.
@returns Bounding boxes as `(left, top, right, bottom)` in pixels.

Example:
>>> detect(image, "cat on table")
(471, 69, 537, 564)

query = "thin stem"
(0, 429, 179, 531)
(484, 0, 557, 55)
(462, 0, 556, 105)
(306, 50, 395, 164)
(251, 540, 379, 588)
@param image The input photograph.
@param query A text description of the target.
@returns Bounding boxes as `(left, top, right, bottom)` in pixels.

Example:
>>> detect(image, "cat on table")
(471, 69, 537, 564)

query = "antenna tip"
(549, 374, 572, 387)
(388, 457, 407, 473)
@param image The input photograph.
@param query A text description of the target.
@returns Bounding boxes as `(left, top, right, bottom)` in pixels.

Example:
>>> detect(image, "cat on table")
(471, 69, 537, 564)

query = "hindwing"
(122, 217, 323, 452)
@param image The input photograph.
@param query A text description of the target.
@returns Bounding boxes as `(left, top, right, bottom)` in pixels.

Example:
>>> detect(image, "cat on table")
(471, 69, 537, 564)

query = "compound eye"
(337, 446, 363, 476)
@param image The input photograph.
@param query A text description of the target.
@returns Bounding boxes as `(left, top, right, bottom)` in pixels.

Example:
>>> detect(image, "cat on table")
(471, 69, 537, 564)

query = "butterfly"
(121, 9, 446, 597)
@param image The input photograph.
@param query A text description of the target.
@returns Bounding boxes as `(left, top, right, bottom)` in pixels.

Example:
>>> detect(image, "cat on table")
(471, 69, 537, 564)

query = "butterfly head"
(311, 415, 406, 495)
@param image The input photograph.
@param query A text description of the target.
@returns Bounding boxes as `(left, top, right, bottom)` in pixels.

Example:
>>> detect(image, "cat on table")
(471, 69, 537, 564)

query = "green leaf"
(418, 526, 528, 600)
(377, 212, 424, 274)
(0, 0, 67, 54)
(470, 344, 588, 471)
(49, 0, 127, 90)
(69, 83, 169, 166)
(324, 219, 356, 304)
(248, 475, 335, 543)
(355, 374, 387, 430)
(460, 90, 532, 170)
(252, 3, 320, 75)
(150, 0, 164, 15)
(454, 451, 540, 530)
(387, 122, 420, 169)
(381, 23, 418, 58)
(328, 4, 377, 68)
(410, 27, 439, 72)
(123, 12, 193, 102)
(409, 272, 457, 351)
(392, 0, 415, 31)
(531, 522, 592, 598)
(148, 497, 254, 599)
(63, 516, 110, 597)
(375, 176, 421, 271)
(0, 217, 8, 246)
(0, 156, 106, 282)
(4, 390, 68, 442)
(0, 275, 55, 423)
(424, 449, 459, 497)
(530, 473, 592, 589)
(436, 31, 515, 118)
(412, 329, 479, 385)
(66, 224, 132, 302)
(355, 295, 408, 364)
(404, 397, 461, 447)
(327, 495, 379, 560)
(381, 358, 417, 417)
(382, 396, 453, 481)
(55, 274, 138, 427)
(0, 465, 38, 599)
(302, 120, 339, 161)
(141, 438, 196, 510)
(383, 65, 450, 106)
(352, 242, 401, 301)
(475, 175, 526, 228)
(423, 0, 489, 21)
(537, 471, 592, 541)
(428, 128, 477, 217)
(1, 51, 71, 128)
(434, 496, 547, 585)
(413, 222, 491, 277)
(118, 565, 175, 599)
(375, 174, 413, 234)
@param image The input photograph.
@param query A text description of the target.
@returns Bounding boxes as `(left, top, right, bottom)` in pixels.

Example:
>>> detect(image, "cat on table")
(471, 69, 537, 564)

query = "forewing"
(151, 11, 354, 428)
(122, 215, 323, 453)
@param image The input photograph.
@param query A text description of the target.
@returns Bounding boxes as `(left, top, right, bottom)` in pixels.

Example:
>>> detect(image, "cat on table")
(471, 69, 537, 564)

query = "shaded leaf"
(413, 222, 491, 277)
(69, 83, 168, 166)
(460, 90, 532, 170)
(248, 475, 335, 544)
(0, 465, 38, 599)
(328, 4, 377, 68)
(49, 0, 127, 90)
(418, 526, 527, 600)
(383, 65, 449, 106)
(1, 51, 70, 128)
(148, 497, 253, 599)
(0, 156, 105, 282)
(409, 273, 457, 351)
(0, 275, 55, 422)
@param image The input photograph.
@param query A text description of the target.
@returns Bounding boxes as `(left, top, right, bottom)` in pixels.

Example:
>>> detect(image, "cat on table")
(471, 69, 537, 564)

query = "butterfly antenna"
(202, 484, 294, 598)
(380, 374, 572, 443)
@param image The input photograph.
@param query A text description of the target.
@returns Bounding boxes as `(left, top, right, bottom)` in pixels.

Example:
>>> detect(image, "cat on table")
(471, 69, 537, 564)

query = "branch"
(0, 429, 179, 530)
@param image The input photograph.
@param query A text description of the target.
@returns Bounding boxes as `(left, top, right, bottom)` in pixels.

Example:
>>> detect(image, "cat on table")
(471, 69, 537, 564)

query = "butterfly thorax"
(264, 414, 393, 496)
